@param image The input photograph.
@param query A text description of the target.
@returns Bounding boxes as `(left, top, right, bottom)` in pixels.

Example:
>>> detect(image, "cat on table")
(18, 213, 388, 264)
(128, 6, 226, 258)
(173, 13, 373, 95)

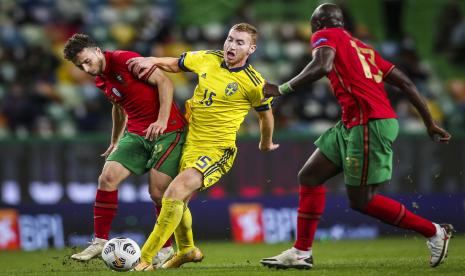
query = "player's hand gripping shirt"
(95, 51, 185, 136)
(178, 50, 273, 147)
(311, 28, 397, 128)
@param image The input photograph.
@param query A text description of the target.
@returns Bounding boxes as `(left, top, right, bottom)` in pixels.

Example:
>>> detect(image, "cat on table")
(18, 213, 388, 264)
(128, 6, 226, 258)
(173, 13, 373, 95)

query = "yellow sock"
(140, 198, 184, 263)
(174, 205, 195, 254)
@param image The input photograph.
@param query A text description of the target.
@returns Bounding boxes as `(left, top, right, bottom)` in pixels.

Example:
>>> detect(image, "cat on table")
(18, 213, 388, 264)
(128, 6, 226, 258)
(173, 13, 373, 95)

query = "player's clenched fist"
(263, 82, 281, 98)
(426, 123, 451, 143)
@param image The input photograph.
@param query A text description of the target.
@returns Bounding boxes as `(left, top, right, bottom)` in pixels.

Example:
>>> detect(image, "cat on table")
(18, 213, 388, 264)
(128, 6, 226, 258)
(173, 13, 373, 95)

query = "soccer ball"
(101, 237, 141, 271)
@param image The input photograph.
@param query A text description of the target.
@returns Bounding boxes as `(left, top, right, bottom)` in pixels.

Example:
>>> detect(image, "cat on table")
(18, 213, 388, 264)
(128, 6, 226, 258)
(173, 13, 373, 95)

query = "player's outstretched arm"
(256, 109, 279, 152)
(384, 67, 451, 143)
(102, 104, 127, 158)
(127, 57, 181, 78)
(265, 47, 336, 97)
(143, 68, 174, 141)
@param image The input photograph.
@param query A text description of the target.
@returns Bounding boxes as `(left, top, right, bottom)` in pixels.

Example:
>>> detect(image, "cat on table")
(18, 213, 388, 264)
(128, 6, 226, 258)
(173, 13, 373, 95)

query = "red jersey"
(311, 28, 397, 128)
(95, 51, 185, 136)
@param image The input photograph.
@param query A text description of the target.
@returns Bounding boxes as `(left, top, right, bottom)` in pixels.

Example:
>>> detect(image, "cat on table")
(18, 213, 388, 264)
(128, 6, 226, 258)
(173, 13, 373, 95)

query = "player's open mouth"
(226, 51, 235, 59)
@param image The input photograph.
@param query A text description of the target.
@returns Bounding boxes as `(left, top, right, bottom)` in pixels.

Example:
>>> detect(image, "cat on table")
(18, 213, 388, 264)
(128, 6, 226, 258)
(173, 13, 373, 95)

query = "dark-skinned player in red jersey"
(260, 3, 453, 270)
(63, 34, 188, 267)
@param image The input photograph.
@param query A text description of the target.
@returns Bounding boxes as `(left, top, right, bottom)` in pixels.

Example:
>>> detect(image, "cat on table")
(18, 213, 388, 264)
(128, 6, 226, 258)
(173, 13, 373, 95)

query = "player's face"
(223, 29, 256, 68)
(74, 47, 105, 76)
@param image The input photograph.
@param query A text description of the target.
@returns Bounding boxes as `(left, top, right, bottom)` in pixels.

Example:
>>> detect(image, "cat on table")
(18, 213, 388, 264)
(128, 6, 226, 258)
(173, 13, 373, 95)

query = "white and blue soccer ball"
(101, 237, 141, 271)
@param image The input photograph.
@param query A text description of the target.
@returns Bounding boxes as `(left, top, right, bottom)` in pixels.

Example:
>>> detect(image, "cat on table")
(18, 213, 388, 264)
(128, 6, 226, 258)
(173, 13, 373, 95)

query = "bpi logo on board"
(0, 209, 20, 250)
(229, 203, 264, 243)
(229, 204, 298, 244)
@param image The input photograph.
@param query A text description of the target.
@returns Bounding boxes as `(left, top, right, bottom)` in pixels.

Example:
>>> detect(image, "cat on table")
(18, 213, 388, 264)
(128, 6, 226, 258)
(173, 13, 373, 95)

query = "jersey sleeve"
(375, 51, 395, 77)
(178, 50, 209, 73)
(243, 68, 275, 111)
(311, 29, 337, 51)
(246, 82, 274, 112)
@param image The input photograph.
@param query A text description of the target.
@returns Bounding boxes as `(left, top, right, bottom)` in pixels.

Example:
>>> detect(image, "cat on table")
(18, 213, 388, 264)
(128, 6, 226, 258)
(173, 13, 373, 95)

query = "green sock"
(140, 198, 184, 263)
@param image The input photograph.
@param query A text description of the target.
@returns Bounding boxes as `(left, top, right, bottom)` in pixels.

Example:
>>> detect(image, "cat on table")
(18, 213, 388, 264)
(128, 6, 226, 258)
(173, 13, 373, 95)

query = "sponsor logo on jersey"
(225, 82, 238, 96)
(112, 88, 122, 97)
(313, 37, 328, 47)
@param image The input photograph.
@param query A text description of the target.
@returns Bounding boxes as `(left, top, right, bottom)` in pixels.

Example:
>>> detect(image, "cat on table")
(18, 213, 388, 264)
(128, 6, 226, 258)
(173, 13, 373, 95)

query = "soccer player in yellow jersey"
(127, 23, 279, 271)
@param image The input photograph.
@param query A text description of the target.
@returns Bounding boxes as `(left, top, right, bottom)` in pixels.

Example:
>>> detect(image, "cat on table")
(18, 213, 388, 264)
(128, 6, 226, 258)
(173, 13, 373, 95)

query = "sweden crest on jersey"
(225, 82, 238, 96)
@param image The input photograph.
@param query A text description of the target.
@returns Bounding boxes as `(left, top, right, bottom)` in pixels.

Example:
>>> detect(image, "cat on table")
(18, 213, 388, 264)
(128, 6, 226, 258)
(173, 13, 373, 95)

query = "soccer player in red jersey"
(63, 34, 186, 266)
(260, 4, 453, 269)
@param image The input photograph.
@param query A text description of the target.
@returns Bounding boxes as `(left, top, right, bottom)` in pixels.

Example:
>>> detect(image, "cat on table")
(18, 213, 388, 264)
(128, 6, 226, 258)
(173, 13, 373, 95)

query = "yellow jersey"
(179, 50, 273, 147)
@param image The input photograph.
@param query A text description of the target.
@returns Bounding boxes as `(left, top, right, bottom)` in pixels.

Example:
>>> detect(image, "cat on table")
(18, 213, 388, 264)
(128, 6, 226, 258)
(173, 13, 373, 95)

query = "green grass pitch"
(1, 236, 464, 275)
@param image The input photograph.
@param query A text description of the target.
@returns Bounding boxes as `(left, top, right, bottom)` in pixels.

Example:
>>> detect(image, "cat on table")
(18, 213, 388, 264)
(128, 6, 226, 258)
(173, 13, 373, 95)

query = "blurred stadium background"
(0, 0, 464, 254)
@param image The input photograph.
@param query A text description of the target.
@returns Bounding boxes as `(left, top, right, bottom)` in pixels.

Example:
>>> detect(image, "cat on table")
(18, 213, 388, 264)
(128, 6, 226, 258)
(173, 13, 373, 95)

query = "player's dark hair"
(63, 33, 97, 61)
(231, 23, 258, 45)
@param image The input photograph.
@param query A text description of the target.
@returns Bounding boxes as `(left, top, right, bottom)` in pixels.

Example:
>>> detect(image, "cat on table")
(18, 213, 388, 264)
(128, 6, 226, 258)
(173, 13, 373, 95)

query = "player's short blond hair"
(230, 23, 258, 45)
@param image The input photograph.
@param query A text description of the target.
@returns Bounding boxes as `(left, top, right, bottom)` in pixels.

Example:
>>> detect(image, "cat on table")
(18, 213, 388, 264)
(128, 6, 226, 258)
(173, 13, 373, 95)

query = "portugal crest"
(115, 74, 125, 84)
(225, 82, 238, 96)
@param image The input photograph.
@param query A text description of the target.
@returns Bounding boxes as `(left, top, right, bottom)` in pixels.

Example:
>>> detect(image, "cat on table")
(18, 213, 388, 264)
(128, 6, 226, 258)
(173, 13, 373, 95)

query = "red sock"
(293, 185, 326, 251)
(155, 203, 173, 248)
(94, 189, 118, 240)
(362, 194, 436, 237)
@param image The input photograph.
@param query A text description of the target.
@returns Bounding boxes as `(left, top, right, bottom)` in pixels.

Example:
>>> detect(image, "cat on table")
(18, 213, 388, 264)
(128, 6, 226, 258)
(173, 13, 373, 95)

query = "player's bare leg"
(347, 184, 454, 267)
(72, 161, 131, 261)
(136, 168, 203, 270)
(261, 149, 341, 269)
(148, 169, 176, 268)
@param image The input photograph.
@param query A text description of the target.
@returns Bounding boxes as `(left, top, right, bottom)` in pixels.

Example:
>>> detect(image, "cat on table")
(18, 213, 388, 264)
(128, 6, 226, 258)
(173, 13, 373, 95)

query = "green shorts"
(315, 119, 399, 186)
(107, 129, 185, 178)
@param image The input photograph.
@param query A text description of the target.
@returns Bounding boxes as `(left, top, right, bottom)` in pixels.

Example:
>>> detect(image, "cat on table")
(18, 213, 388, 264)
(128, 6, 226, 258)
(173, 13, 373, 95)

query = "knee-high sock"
(293, 185, 326, 251)
(361, 194, 436, 237)
(94, 189, 118, 240)
(155, 203, 173, 248)
(141, 198, 184, 263)
(174, 205, 195, 254)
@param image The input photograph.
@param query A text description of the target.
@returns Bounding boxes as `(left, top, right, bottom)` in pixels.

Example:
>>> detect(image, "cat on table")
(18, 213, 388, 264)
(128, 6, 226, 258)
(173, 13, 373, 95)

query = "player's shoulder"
(112, 50, 139, 56)
(314, 27, 345, 35)
(241, 64, 264, 87)
(185, 49, 223, 65)
(186, 49, 222, 58)
(312, 27, 346, 41)
(203, 50, 224, 63)
(109, 50, 141, 64)
(312, 28, 353, 49)
(204, 50, 224, 58)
